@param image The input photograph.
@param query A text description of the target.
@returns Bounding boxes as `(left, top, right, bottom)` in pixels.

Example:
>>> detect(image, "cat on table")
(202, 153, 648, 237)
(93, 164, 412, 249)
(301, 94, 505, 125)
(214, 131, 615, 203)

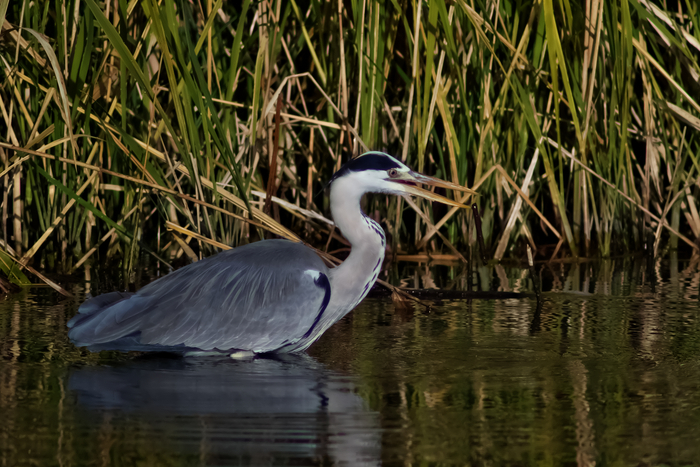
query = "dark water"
(2, 256, 700, 466)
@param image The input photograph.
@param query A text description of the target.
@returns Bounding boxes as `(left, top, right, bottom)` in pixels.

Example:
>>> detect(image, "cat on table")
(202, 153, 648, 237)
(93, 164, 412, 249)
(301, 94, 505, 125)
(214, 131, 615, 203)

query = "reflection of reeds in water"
(0, 258, 699, 464)
(351, 257, 700, 464)
(1, 0, 700, 293)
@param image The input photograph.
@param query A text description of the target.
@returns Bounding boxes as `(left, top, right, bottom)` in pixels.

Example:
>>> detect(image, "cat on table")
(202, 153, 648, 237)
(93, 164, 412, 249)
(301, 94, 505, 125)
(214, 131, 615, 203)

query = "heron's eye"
(388, 168, 399, 178)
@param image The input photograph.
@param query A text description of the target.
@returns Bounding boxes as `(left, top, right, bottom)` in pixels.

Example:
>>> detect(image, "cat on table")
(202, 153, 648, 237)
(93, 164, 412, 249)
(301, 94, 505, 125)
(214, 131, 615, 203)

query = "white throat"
(325, 174, 387, 319)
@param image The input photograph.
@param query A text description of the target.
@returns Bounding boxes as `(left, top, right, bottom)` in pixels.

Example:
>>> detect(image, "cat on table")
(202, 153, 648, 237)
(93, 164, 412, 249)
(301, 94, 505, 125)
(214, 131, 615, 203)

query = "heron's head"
(328, 152, 475, 207)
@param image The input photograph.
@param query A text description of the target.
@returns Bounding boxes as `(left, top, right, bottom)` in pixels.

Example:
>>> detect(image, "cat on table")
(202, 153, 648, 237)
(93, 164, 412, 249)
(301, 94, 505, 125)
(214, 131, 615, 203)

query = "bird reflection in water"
(68, 354, 381, 465)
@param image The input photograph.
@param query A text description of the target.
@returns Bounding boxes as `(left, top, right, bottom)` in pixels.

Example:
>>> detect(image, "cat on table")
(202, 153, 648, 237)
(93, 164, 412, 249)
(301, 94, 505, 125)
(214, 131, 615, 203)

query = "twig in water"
(527, 245, 542, 305)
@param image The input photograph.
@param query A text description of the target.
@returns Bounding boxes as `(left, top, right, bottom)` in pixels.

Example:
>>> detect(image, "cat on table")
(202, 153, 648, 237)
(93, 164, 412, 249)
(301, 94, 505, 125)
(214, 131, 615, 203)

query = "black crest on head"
(328, 152, 403, 186)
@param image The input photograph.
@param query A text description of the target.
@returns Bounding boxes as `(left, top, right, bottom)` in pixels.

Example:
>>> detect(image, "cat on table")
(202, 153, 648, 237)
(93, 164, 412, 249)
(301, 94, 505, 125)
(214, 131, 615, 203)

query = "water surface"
(1, 257, 700, 465)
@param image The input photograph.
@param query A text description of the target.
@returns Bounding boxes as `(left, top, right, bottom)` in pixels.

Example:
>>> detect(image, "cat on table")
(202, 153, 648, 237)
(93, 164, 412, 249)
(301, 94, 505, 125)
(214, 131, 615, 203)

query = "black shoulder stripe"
(302, 273, 332, 339)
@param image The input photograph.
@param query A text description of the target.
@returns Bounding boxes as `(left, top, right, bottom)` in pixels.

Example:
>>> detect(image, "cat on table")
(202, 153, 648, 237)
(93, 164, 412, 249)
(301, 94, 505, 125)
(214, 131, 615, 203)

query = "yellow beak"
(391, 171, 476, 208)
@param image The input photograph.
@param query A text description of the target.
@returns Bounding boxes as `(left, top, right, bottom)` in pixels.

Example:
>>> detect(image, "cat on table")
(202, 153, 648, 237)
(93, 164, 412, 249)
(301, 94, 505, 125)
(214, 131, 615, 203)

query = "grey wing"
(68, 240, 331, 353)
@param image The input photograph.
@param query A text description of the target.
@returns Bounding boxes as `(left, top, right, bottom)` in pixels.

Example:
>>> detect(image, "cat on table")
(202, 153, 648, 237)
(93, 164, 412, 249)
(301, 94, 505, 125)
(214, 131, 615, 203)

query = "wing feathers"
(68, 240, 331, 353)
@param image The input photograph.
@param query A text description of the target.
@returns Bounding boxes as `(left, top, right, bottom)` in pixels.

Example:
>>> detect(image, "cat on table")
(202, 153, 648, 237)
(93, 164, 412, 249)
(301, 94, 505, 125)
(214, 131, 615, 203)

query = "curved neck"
(327, 179, 386, 315)
(292, 175, 388, 352)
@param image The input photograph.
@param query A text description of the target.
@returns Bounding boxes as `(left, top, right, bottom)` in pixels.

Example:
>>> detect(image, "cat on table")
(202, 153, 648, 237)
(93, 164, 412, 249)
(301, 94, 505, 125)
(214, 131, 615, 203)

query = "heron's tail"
(68, 291, 147, 349)
(67, 291, 135, 329)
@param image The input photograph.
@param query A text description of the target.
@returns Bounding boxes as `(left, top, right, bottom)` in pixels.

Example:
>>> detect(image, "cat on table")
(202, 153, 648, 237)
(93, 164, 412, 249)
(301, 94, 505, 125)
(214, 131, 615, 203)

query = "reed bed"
(1, 0, 699, 289)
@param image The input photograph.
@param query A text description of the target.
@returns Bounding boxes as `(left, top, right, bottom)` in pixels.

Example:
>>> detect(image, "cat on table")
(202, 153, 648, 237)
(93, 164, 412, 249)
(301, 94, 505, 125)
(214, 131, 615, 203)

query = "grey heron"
(68, 151, 474, 355)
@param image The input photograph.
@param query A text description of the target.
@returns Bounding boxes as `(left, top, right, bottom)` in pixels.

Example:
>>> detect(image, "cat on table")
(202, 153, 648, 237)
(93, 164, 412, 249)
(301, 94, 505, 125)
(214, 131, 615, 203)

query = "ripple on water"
(1, 257, 700, 465)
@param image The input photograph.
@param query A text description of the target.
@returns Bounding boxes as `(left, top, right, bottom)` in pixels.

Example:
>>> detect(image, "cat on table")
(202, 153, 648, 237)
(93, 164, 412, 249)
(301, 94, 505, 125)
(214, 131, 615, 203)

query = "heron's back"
(68, 240, 331, 353)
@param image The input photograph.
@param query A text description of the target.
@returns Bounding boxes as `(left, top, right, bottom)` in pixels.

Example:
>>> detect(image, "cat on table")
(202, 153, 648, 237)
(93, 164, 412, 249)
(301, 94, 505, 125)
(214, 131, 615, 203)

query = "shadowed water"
(1, 256, 700, 465)
(68, 356, 380, 465)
